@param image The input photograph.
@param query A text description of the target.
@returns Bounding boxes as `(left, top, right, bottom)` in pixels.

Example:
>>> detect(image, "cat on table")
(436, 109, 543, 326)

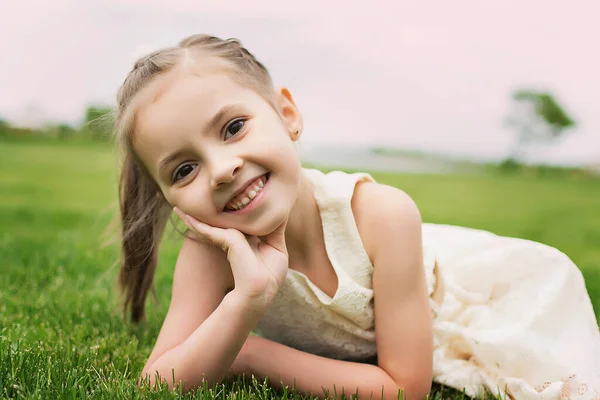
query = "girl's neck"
(284, 169, 322, 268)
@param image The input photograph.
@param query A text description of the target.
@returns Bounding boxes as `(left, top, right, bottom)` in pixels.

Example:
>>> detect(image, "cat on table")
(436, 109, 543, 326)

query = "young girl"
(114, 34, 600, 399)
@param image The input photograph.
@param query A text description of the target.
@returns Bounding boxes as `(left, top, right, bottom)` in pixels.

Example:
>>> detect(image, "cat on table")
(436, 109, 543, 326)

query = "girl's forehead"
(133, 54, 246, 115)
(136, 73, 256, 131)
(140, 69, 240, 111)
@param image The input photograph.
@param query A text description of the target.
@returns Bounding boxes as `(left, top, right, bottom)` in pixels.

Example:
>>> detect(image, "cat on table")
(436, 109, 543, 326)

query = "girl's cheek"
(177, 190, 210, 220)
(161, 188, 179, 209)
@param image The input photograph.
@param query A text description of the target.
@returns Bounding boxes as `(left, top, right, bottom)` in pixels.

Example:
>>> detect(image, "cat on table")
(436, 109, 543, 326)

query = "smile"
(224, 173, 270, 213)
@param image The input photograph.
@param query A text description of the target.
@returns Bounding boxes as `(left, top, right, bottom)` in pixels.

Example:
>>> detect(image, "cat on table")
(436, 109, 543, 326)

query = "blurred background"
(1, 0, 599, 172)
(1, 1, 599, 398)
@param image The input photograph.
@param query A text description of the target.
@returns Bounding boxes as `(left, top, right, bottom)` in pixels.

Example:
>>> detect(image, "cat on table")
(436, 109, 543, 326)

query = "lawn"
(1, 138, 599, 399)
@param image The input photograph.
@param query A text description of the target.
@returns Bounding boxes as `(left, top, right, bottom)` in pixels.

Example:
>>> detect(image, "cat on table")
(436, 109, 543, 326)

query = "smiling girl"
(114, 34, 600, 399)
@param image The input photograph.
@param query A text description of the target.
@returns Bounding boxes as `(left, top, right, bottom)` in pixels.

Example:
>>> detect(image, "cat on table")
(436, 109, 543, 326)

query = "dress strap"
(302, 168, 376, 287)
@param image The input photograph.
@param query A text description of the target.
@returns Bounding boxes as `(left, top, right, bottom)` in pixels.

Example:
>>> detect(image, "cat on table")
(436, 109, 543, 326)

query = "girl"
(115, 34, 600, 399)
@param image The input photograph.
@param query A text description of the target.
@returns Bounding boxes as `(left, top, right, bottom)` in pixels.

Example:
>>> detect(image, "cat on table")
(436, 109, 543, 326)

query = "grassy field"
(1, 138, 599, 399)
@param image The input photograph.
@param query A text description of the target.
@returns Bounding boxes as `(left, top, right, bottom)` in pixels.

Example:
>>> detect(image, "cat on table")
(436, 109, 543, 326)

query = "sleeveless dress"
(254, 168, 600, 400)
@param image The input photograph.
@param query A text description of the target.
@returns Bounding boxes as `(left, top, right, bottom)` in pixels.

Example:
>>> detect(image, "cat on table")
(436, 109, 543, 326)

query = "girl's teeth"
(227, 174, 268, 211)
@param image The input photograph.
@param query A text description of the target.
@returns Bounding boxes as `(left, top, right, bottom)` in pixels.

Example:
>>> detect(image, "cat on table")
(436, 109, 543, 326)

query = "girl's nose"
(209, 156, 244, 190)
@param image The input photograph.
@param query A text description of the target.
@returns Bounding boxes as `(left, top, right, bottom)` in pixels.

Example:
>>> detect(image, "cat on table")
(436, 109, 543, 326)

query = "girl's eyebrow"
(202, 103, 244, 137)
(157, 103, 243, 176)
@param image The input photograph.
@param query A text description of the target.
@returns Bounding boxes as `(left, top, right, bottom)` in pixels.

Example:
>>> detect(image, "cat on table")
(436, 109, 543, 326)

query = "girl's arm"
(240, 335, 408, 399)
(143, 291, 263, 390)
(140, 237, 260, 390)
(241, 185, 433, 400)
(142, 210, 289, 392)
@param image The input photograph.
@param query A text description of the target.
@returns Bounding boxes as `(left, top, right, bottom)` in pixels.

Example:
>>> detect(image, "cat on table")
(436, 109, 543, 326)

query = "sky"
(1, 0, 599, 165)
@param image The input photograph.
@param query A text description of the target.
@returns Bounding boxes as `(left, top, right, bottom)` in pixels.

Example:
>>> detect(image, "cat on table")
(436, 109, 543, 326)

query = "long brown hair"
(114, 34, 277, 323)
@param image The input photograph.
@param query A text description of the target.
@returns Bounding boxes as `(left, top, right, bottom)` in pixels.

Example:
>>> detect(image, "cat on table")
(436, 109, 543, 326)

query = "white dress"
(254, 168, 600, 399)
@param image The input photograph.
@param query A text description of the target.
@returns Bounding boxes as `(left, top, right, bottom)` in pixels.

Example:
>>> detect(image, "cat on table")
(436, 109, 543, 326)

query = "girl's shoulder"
(349, 175, 422, 265)
(303, 167, 422, 265)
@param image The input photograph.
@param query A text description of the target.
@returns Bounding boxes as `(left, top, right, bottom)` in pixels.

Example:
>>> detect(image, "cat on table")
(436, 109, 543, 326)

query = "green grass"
(1, 138, 599, 399)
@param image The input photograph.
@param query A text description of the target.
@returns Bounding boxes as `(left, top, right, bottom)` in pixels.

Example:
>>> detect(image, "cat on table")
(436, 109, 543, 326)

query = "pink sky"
(1, 0, 599, 165)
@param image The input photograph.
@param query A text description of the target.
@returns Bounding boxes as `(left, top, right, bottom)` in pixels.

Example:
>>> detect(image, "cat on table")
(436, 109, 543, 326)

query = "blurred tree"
(82, 105, 114, 140)
(57, 123, 76, 140)
(44, 123, 77, 140)
(504, 89, 576, 163)
(0, 118, 8, 134)
(0, 118, 13, 138)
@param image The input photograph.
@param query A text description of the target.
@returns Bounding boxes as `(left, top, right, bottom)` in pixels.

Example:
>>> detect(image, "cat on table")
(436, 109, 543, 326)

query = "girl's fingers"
(173, 207, 239, 252)
(245, 235, 261, 249)
(173, 207, 188, 225)
(174, 207, 206, 234)
(174, 207, 212, 242)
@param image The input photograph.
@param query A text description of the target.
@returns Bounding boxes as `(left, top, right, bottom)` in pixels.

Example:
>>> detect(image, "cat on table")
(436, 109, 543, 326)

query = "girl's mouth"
(224, 172, 270, 213)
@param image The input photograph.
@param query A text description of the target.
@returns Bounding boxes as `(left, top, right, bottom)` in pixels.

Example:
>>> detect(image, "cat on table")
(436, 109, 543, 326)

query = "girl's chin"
(225, 214, 288, 238)
(231, 225, 272, 237)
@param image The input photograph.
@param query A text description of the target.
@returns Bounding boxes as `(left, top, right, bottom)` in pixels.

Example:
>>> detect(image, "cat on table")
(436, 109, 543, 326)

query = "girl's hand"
(173, 207, 289, 314)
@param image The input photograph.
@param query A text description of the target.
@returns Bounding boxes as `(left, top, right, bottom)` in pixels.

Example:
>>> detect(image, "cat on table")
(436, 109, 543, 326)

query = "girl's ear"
(277, 86, 303, 141)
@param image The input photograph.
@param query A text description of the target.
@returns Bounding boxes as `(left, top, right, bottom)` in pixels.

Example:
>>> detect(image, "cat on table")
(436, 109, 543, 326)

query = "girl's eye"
(224, 119, 246, 140)
(172, 164, 196, 183)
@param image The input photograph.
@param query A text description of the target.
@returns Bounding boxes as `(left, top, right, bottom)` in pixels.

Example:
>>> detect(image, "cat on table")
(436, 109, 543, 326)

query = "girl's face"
(133, 70, 304, 237)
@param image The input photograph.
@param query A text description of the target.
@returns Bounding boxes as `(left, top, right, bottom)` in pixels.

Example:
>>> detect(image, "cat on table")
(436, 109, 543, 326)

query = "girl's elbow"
(138, 365, 166, 390)
(388, 379, 432, 400)
(139, 363, 223, 395)
(138, 364, 187, 392)
(375, 364, 432, 399)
